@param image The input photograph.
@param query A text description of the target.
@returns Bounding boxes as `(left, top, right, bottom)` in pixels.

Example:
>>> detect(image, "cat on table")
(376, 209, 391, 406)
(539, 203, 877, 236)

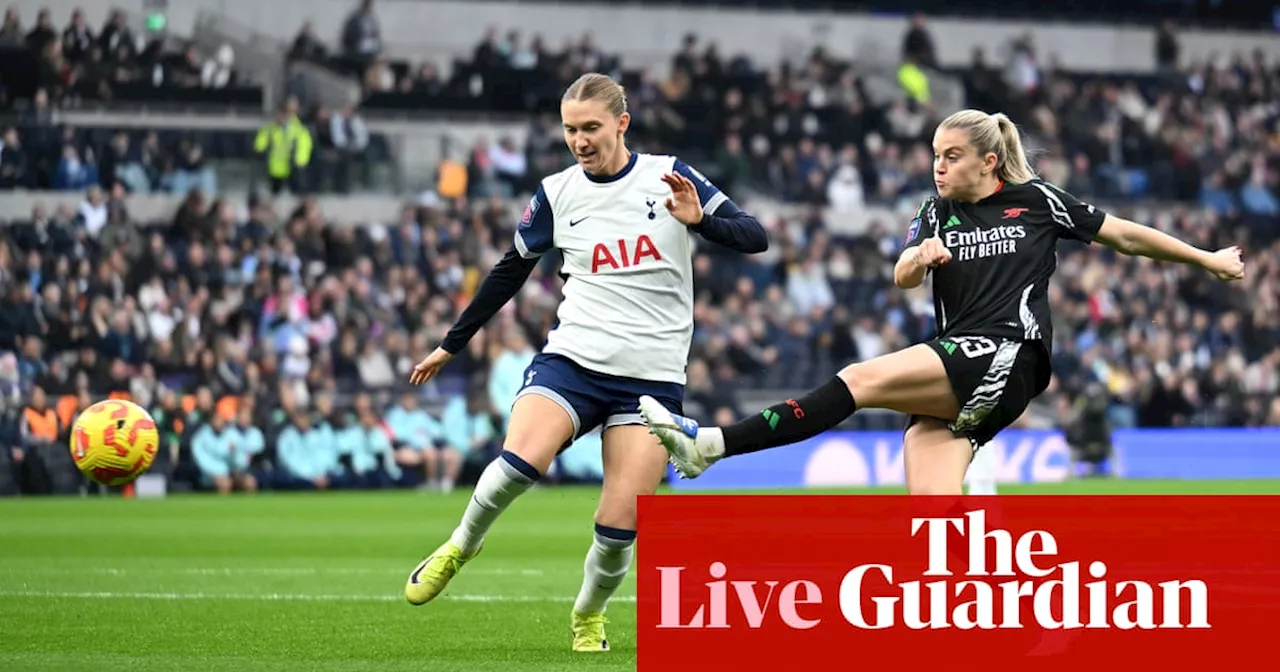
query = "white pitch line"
(0, 590, 637, 604)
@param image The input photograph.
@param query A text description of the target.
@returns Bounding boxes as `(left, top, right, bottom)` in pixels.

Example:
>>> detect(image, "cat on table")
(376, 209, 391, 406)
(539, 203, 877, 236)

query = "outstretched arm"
(440, 186, 554, 355)
(1033, 180, 1244, 281)
(411, 188, 554, 385)
(439, 247, 539, 354)
(1095, 214, 1244, 280)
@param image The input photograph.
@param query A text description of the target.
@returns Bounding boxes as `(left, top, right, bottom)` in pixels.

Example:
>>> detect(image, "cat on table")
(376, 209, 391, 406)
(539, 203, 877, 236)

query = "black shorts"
(913, 335, 1051, 450)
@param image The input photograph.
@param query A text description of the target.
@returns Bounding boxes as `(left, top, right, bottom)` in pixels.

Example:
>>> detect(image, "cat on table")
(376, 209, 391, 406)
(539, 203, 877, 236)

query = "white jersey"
(514, 153, 729, 385)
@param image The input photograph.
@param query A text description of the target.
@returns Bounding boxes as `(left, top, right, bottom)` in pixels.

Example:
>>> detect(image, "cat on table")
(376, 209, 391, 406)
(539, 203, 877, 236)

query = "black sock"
(721, 377, 857, 457)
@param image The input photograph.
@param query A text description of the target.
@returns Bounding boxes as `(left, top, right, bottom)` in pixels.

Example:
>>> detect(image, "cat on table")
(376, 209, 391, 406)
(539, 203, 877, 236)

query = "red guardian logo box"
(636, 495, 1280, 671)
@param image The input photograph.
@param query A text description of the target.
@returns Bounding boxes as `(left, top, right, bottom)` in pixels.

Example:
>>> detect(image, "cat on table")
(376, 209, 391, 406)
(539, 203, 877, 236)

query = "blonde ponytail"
(992, 113, 1036, 183)
(938, 109, 1038, 184)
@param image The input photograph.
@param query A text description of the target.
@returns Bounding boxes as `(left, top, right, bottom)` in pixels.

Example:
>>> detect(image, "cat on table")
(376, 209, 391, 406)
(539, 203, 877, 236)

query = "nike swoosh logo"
(408, 558, 431, 584)
(570, 217, 588, 226)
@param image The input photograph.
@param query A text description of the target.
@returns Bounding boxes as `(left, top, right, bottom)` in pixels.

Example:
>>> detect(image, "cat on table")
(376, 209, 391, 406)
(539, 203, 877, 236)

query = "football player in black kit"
(640, 109, 1246, 495)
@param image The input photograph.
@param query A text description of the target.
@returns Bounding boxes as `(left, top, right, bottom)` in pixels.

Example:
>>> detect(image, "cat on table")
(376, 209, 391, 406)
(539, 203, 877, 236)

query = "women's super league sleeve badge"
(520, 194, 538, 226)
(905, 217, 921, 243)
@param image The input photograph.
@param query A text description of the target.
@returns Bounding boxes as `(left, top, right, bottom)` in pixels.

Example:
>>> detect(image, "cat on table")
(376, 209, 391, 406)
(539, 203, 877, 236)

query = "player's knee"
(837, 361, 880, 403)
(499, 435, 558, 475)
(494, 448, 543, 483)
(592, 523, 636, 552)
(593, 496, 639, 532)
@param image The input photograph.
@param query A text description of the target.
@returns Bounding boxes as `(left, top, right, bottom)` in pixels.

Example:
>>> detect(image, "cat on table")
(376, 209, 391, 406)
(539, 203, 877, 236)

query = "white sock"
(699, 427, 726, 459)
(966, 441, 999, 496)
(448, 452, 537, 555)
(573, 526, 635, 615)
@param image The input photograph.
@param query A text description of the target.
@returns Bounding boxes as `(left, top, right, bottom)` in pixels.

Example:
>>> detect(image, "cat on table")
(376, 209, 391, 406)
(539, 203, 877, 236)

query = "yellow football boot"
(571, 611, 610, 652)
(404, 540, 479, 605)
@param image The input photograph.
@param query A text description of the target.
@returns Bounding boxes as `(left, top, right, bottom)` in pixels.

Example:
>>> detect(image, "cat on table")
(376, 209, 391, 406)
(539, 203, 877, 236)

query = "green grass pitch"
(2, 479, 1278, 671)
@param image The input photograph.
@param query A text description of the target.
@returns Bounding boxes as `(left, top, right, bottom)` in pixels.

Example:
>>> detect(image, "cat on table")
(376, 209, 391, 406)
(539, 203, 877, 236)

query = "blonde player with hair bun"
(403, 73, 768, 652)
(643, 108, 1245, 498)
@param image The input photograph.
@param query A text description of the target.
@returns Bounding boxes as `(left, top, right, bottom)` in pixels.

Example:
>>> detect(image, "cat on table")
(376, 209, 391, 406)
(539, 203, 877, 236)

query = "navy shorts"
(515, 353, 684, 447)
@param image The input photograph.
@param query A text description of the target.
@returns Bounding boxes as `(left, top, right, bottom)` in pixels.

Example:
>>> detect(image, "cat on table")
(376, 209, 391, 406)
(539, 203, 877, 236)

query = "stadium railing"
(29, 106, 532, 196)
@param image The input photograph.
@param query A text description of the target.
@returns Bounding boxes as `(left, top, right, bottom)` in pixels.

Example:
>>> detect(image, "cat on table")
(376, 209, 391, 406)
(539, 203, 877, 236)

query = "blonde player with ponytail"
(643, 109, 1245, 496)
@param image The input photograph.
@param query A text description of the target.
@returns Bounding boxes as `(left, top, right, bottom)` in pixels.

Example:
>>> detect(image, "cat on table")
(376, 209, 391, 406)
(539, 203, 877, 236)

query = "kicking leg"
(570, 423, 666, 652)
(641, 344, 959, 478)
(405, 393, 572, 605)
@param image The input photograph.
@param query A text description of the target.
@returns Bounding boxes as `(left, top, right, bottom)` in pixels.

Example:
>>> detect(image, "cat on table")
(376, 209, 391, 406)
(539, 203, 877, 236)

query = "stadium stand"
(2, 0, 1278, 495)
(0, 7, 262, 110)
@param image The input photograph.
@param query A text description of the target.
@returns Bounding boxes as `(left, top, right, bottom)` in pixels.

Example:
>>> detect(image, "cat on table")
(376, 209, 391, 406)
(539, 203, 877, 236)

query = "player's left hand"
(662, 172, 703, 226)
(410, 346, 454, 385)
(1204, 246, 1245, 281)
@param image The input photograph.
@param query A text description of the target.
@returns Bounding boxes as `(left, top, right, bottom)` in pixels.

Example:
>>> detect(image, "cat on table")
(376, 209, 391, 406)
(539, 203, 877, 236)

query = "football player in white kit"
(402, 73, 768, 652)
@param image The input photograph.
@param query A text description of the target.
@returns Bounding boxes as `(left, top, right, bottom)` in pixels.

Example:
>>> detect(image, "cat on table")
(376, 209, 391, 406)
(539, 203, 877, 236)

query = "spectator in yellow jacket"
(254, 101, 313, 195)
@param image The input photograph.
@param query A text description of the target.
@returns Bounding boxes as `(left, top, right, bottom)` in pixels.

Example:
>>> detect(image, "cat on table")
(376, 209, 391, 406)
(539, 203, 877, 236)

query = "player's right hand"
(1204, 246, 1245, 281)
(917, 238, 953, 268)
(410, 347, 454, 385)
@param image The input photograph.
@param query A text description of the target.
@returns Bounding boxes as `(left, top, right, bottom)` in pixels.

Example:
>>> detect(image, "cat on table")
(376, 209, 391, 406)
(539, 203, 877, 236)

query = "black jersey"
(903, 179, 1106, 355)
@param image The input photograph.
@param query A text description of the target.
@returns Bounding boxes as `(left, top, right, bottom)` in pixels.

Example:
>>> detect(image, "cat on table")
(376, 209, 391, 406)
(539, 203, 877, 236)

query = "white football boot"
(637, 395, 724, 479)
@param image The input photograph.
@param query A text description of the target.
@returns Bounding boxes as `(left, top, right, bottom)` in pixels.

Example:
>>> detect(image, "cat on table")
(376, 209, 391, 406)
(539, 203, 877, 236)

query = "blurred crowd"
(0, 192, 554, 495)
(452, 18, 1280, 237)
(0, 5, 249, 194)
(2, 8, 1279, 495)
(0, 118, 221, 193)
(0, 6, 239, 105)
